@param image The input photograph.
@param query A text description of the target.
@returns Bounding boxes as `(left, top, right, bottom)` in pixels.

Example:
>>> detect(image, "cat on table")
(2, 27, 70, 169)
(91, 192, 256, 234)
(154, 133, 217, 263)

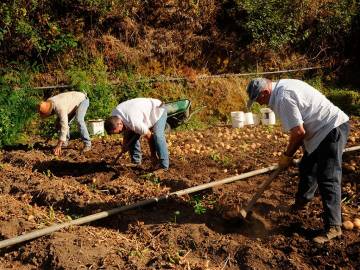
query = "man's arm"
(54, 110, 69, 156)
(279, 124, 305, 170)
(285, 124, 306, 157)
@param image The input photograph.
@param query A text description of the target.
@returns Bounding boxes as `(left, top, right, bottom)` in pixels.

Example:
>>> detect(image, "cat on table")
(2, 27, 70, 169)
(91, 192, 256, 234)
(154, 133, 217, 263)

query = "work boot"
(289, 198, 310, 213)
(81, 145, 91, 154)
(313, 226, 342, 244)
(222, 205, 242, 220)
(152, 164, 168, 177)
(124, 162, 142, 169)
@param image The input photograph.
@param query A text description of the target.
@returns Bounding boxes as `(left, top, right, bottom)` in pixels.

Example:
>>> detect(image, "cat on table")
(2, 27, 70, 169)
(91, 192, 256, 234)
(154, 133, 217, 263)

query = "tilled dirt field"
(0, 118, 359, 269)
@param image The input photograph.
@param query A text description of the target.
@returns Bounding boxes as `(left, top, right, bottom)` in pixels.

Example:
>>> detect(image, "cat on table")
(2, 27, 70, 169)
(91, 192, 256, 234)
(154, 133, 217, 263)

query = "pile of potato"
(343, 218, 360, 230)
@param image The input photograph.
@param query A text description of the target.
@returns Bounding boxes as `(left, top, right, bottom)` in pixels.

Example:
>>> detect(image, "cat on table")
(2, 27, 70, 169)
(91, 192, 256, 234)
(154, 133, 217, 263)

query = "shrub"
(326, 89, 360, 116)
(219, 0, 358, 54)
(0, 1, 78, 61)
(66, 59, 153, 120)
(0, 74, 38, 147)
(67, 59, 117, 119)
(114, 72, 153, 102)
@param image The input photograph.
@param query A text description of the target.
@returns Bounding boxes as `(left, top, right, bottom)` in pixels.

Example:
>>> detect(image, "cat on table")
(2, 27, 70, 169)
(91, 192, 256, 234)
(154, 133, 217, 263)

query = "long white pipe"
(0, 145, 359, 249)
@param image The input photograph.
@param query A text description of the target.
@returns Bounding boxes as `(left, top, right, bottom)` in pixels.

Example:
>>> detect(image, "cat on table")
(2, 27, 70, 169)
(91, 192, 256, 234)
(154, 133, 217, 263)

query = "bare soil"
(0, 118, 359, 269)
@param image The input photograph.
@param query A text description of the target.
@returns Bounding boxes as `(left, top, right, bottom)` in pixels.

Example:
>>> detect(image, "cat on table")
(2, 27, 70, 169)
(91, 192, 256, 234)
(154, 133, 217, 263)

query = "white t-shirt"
(268, 79, 349, 154)
(111, 98, 165, 135)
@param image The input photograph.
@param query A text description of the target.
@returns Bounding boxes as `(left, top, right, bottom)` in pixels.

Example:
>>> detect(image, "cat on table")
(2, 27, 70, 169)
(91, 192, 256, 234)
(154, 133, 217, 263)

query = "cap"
(246, 78, 268, 110)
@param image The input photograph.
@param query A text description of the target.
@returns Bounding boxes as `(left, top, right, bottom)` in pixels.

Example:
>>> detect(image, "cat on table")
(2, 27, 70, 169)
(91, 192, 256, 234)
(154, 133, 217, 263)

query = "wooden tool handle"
(240, 168, 281, 218)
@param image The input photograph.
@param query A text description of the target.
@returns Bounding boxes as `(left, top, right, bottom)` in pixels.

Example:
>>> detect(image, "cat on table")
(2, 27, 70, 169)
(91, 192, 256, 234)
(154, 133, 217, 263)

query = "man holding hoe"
(247, 78, 349, 244)
(38, 91, 92, 156)
(104, 97, 169, 171)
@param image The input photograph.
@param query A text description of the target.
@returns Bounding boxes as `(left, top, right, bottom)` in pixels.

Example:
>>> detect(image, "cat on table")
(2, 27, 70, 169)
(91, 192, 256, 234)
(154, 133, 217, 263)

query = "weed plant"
(191, 195, 207, 215)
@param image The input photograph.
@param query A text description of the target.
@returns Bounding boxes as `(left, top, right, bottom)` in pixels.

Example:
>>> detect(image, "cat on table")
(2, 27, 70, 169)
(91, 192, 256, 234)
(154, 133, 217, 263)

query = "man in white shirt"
(38, 91, 91, 156)
(105, 98, 169, 170)
(247, 78, 350, 244)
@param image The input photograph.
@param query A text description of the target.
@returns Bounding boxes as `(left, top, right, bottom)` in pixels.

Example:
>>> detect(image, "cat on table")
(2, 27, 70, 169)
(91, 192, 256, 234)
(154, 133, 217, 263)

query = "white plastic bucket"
(231, 111, 245, 128)
(244, 112, 254, 125)
(88, 119, 104, 136)
(260, 108, 276, 125)
(253, 113, 260, 125)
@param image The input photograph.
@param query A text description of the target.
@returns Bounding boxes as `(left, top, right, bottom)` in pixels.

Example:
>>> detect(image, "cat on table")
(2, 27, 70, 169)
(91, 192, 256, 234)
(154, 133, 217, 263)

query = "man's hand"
(144, 130, 152, 141)
(53, 141, 63, 156)
(278, 153, 293, 170)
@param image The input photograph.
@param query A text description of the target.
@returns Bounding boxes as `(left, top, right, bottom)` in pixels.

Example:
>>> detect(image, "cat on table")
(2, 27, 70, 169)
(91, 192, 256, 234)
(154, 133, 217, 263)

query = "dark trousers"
(296, 122, 350, 227)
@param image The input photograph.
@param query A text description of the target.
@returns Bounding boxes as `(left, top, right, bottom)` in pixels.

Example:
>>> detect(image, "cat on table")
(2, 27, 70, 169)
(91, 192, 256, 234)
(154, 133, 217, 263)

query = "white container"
(253, 113, 260, 125)
(88, 119, 104, 136)
(260, 108, 276, 125)
(244, 112, 254, 125)
(231, 111, 245, 128)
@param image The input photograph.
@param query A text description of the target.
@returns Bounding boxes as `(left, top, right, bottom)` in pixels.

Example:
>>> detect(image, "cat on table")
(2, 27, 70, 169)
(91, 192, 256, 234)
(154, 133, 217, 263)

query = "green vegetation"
(222, 0, 357, 53)
(0, 1, 359, 147)
(67, 60, 117, 119)
(326, 90, 360, 115)
(0, 72, 38, 147)
(140, 172, 161, 185)
(210, 152, 232, 167)
(1, 0, 359, 71)
(43, 169, 54, 178)
(48, 206, 56, 222)
(191, 195, 207, 215)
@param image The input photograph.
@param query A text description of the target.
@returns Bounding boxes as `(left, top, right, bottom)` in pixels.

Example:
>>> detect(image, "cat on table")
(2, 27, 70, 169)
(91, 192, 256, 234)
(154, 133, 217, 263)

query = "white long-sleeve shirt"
(268, 79, 349, 154)
(48, 91, 87, 142)
(111, 98, 165, 135)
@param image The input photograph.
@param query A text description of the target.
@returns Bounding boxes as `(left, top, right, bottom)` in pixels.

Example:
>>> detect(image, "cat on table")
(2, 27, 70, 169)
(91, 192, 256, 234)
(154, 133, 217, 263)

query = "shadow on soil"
(84, 197, 276, 239)
(272, 222, 321, 240)
(2, 142, 53, 151)
(32, 160, 118, 177)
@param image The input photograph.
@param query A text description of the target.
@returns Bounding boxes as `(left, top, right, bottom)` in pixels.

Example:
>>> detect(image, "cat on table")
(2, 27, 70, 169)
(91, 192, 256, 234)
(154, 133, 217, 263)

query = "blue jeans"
(124, 110, 169, 169)
(67, 98, 91, 147)
(296, 122, 349, 227)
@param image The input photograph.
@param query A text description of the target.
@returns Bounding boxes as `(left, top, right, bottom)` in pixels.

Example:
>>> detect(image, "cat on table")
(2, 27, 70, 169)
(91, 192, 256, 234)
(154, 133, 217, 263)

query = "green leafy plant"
(48, 206, 56, 222)
(191, 195, 207, 215)
(43, 169, 54, 178)
(88, 182, 98, 191)
(140, 172, 160, 185)
(210, 152, 232, 166)
(210, 152, 221, 162)
(128, 248, 149, 258)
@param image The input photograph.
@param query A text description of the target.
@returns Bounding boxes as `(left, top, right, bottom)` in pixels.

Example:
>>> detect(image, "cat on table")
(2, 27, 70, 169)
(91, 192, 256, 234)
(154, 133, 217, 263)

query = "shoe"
(222, 205, 242, 220)
(124, 162, 142, 168)
(81, 145, 91, 153)
(289, 198, 310, 213)
(62, 141, 69, 147)
(313, 226, 342, 244)
(152, 165, 168, 177)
